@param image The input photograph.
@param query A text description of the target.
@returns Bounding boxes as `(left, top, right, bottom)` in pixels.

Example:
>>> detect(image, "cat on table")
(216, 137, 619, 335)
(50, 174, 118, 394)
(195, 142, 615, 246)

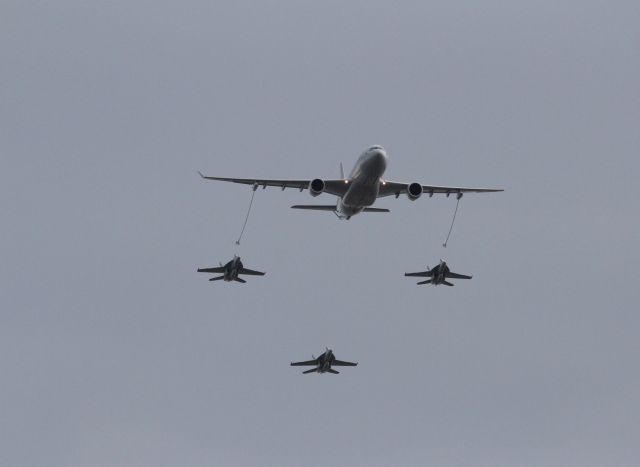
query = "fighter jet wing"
(239, 267, 265, 276)
(405, 271, 433, 277)
(447, 272, 472, 279)
(198, 173, 350, 197)
(332, 360, 358, 366)
(291, 360, 318, 366)
(197, 267, 225, 273)
(378, 181, 503, 198)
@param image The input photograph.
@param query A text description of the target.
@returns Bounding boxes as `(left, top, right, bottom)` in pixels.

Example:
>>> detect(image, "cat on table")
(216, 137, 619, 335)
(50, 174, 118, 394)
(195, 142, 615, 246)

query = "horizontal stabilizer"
(291, 205, 336, 211)
(442, 280, 454, 286)
(302, 368, 317, 374)
(209, 276, 225, 282)
(417, 279, 432, 285)
(326, 369, 340, 374)
(291, 205, 390, 213)
(234, 277, 247, 283)
(362, 207, 390, 213)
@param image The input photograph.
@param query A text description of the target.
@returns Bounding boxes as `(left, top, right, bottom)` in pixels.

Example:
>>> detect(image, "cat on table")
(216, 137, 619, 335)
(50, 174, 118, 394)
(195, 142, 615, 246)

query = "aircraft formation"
(197, 144, 503, 373)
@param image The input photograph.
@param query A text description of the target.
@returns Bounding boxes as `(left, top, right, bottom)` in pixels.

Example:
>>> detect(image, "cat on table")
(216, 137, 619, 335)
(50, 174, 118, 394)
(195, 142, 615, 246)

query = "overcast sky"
(2, 1, 639, 466)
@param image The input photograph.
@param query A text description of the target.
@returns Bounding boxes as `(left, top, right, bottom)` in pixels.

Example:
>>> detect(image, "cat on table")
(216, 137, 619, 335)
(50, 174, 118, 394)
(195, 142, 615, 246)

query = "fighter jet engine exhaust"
(406, 182, 423, 200)
(309, 178, 325, 197)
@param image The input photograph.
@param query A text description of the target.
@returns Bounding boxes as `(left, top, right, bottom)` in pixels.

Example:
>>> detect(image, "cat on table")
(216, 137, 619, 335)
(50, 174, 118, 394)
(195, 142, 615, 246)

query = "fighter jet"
(199, 145, 502, 220)
(290, 348, 357, 374)
(405, 260, 472, 286)
(197, 255, 265, 283)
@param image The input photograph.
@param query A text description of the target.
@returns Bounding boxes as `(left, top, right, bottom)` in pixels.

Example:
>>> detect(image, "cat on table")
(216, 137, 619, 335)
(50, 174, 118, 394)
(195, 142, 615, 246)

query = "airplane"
(198, 145, 502, 220)
(405, 259, 472, 286)
(197, 255, 265, 283)
(290, 348, 357, 374)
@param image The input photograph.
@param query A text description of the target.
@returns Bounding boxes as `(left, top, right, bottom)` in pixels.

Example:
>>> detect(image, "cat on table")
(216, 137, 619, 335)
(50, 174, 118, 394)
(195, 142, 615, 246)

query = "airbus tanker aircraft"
(199, 145, 503, 219)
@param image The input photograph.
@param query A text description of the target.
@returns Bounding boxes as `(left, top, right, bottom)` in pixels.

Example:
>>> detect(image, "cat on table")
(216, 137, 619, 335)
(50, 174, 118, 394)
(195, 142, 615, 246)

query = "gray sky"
(2, 1, 639, 466)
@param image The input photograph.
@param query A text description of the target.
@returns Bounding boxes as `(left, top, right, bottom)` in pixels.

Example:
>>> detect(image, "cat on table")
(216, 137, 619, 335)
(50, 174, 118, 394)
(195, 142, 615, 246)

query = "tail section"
(234, 277, 247, 283)
(442, 280, 454, 286)
(326, 369, 340, 374)
(302, 368, 317, 374)
(417, 279, 432, 285)
(209, 276, 225, 282)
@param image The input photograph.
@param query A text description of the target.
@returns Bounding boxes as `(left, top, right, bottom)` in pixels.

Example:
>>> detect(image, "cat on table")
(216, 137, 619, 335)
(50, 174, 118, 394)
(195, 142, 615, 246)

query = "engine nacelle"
(309, 178, 325, 197)
(407, 182, 423, 201)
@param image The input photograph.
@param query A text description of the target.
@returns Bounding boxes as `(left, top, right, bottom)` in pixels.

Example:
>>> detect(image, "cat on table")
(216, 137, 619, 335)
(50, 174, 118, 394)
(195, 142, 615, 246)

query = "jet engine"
(309, 178, 325, 197)
(407, 182, 423, 200)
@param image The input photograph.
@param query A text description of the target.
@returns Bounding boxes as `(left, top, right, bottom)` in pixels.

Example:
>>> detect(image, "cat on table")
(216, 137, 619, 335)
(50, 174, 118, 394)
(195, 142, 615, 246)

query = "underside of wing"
(198, 173, 349, 197)
(378, 180, 503, 198)
(323, 180, 351, 197)
(197, 267, 225, 273)
(199, 173, 309, 190)
(240, 267, 265, 276)
(420, 184, 503, 194)
(291, 360, 318, 366)
(332, 360, 357, 366)
(405, 271, 433, 277)
(447, 272, 473, 279)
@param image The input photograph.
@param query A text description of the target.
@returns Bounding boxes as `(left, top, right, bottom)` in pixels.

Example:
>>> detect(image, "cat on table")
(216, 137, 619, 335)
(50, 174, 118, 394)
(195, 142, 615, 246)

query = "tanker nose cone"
(370, 149, 388, 174)
(378, 150, 388, 164)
